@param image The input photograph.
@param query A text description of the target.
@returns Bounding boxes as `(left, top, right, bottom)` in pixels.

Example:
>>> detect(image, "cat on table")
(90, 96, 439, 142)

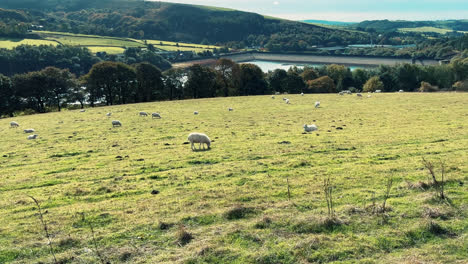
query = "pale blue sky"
(152, 0, 468, 21)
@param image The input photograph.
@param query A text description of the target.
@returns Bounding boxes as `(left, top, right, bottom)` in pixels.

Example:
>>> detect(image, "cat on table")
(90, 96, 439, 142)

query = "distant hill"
(302, 20, 356, 26)
(0, 0, 369, 50)
(352, 19, 468, 33)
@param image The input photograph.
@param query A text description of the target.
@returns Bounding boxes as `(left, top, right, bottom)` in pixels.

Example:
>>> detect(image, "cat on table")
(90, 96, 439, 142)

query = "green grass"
(0, 38, 58, 49)
(86, 46, 126, 54)
(1, 31, 222, 54)
(0, 93, 467, 263)
(30, 31, 221, 54)
(398, 26, 468, 34)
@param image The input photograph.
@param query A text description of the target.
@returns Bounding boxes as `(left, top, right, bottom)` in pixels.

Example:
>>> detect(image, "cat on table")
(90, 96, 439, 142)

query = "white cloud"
(273, 1, 280, 5)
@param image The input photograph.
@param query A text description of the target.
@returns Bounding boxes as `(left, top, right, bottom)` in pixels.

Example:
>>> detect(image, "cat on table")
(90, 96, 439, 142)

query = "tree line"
(0, 45, 171, 78)
(1, 56, 467, 117)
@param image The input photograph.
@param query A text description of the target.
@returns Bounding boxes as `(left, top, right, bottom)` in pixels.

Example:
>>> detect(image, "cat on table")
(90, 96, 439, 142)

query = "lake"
(242, 60, 371, 72)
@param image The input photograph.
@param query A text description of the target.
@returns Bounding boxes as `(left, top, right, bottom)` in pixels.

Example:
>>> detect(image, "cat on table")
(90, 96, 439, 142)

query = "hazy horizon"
(150, 0, 468, 22)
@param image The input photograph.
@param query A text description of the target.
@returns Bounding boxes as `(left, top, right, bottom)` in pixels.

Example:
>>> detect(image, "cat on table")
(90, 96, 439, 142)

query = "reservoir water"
(242, 60, 372, 72)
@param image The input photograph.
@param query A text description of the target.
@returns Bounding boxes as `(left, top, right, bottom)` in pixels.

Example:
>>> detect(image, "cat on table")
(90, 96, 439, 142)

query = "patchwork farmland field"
(0, 93, 466, 263)
(0, 31, 221, 54)
(0, 38, 58, 49)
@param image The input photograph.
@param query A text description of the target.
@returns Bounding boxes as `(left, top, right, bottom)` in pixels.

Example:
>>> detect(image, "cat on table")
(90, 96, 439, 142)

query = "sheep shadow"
(191, 148, 212, 152)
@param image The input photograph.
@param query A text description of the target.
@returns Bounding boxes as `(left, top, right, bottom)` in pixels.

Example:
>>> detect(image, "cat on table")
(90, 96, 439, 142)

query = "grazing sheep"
(272, 95, 275, 99)
(106, 112, 112, 117)
(275, 92, 280, 95)
(152, 112, 161, 119)
(80, 109, 86, 112)
(10, 121, 19, 128)
(367, 95, 372, 98)
(139, 111, 148, 117)
(303, 124, 318, 132)
(285, 99, 290, 104)
(375, 90, 382, 93)
(283, 97, 287, 101)
(188, 132, 211, 150)
(27, 134, 38, 140)
(112, 120, 122, 127)
(194, 111, 199, 115)
(315, 101, 320, 108)
(228, 108, 233, 111)
(357, 93, 362, 97)
(301, 92, 304, 96)
(339, 91, 344, 95)
(24, 129, 35, 133)
(399, 90, 404, 93)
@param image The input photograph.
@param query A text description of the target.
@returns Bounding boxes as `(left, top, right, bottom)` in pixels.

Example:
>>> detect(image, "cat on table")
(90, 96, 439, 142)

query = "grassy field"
(0, 93, 467, 263)
(398, 27, 468, 34)
(0, 31, 221, 54)
(144, 39, 220, 52)
(0, 38, 58, 49)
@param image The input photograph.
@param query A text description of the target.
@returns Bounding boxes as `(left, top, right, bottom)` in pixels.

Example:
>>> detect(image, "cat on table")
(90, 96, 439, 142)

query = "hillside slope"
(0, 94, 467, 263)
(352, 19, 468, 33)
(0, 0, 369, 48)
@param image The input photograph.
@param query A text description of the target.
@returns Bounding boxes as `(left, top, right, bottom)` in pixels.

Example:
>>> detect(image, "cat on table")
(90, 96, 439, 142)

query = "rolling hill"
(352, 19, 468, 33)
(0, 0, 369, 49)
(0, 93, 467, 263)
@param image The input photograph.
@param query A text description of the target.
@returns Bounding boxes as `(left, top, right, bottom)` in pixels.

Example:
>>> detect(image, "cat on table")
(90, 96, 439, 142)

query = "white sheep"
(139, 111, 148, 117)
(112, 120, 122, 127)
(301, 92, 304, 96)
(375, 90, 382, 93)
(272, 95, 275, 99)
(10, 121, 19, 128)
(24, 129, 35, 133)
(106, 112, 112, 117)
(367, 95, 372, 98)
(80, 109, 86, 112)
(399, 90, 404, 93)
(315, 101, 320, 108)
(357, 93, 362, 97)
(339, 91, 344, 95)
(188, 132, 211, 150)
(275, 92, 280, 95)
(152, 112, 162, 119)
(27, 134, 38, 140)
(283, 97, 287, 101)
(194, 111, 199, 115)
(303, 124, 318, 132)
(285, 99, 290, 104)
(228, 108, 233, 111)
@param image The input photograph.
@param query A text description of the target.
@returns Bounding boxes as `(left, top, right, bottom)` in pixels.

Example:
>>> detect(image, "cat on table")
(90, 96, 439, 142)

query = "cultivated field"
(0, 93, 467, 263)
(0, 38, 58, 49)
(398, 27, 468, 35)
(0, 31, 221, 54)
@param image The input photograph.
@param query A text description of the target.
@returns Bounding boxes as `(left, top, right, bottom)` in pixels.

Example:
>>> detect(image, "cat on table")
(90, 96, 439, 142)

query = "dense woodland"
(1, 54, 467, 117)
(0, 45, 171, 77)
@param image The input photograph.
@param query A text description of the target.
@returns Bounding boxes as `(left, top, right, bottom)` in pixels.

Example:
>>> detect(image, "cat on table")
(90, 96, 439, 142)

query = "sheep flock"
(5, 90, 381, 150)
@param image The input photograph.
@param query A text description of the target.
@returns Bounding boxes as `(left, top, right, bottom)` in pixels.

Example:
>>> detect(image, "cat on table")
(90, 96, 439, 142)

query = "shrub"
(306, 76, 336, 93)
(452, 80, 468, 91)
(363, 76, 384, 92)
(419, 81, 439, 92)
